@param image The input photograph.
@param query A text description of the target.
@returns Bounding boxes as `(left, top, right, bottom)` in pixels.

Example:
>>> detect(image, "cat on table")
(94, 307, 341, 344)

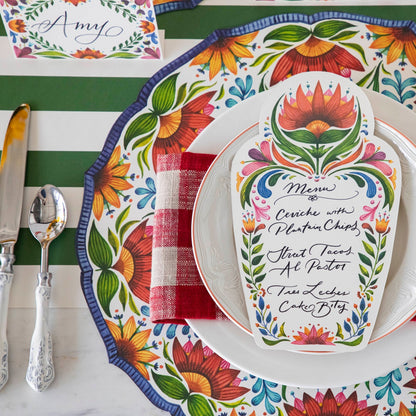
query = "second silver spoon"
(26, 184, 67, 392)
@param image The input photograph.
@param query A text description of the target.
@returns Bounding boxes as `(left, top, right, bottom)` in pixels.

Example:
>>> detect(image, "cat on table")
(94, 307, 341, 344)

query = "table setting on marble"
(1, 0, 416, 415)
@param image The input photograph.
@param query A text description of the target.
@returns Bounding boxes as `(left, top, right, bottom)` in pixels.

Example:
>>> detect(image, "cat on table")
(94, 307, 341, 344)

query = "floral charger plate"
(77, 11, 416, 416)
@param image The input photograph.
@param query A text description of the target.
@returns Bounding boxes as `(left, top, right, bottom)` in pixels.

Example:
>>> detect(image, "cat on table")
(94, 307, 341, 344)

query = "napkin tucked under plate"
(150, 152, 226, 324)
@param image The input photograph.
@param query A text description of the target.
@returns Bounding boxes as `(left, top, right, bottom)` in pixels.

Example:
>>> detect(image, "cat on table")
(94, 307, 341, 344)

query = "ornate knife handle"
(0, 252, 15, 391)
(26, 272, 54, 392)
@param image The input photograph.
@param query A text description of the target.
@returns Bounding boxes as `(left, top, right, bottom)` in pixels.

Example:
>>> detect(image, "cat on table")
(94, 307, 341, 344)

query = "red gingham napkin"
(150, 152, 226, 324)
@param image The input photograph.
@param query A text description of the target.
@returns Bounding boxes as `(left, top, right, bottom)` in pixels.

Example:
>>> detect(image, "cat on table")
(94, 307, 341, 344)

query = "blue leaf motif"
(259, 296, 265, 310)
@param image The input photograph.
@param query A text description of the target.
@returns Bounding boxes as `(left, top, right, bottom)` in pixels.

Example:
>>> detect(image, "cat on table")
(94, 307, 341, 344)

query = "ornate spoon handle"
(26, 272, 54, 392)
(0, 252, 15, 390)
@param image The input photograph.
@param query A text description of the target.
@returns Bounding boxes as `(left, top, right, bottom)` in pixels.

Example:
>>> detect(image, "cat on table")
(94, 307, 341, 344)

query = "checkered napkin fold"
(150, 152, 226, 324)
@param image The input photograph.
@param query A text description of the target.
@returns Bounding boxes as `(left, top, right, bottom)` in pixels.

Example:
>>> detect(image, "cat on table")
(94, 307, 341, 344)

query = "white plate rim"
(187, 89, 416, 387)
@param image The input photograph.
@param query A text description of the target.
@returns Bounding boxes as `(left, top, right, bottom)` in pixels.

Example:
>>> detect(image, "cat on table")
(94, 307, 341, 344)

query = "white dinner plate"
(188, 89, 416, 388)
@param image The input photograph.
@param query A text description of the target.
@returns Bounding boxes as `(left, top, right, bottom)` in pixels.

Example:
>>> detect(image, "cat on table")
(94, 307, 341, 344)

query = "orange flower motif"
(172, 338, 249, 400)
(242, 212, 255, 234)
(63, 0, 87, 5)
(8, 19, 25, 33)
(190, 32, 258, 79)
(140, 20, 155, 34)
(71, 48, 106, 59)
(292, 325, 334, 345)
(375, 217, 389, 234)
(284, 390, 378, 416)
(367, 25, 416, 66)
(105, 316, 159, 379)
(93, 145, 133, 220)
(152, 91, 215, 168)
(279, 82, 356, 139)
(112, 220, 152, 303)
(270, 36, 364, 85)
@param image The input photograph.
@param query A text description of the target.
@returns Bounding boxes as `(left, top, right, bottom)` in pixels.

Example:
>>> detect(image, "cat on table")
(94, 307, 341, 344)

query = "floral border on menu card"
(232, 74, 400, 351)
(0, 0, 162, 59)
(77, 12, 416, 416)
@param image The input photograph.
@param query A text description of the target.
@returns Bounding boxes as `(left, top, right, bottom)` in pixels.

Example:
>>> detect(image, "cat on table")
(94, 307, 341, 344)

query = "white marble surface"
(2, 308, 168, 415)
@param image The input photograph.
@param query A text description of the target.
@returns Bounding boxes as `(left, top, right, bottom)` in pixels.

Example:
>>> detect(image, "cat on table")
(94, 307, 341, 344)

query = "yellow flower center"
(158, 109, 183, 139)
(305, 120, 331, 138)
(117, 338, 139, 365)
(113, 247, 134, 282)
(181, 372, 212, 396)
(295, 36, 335, 57)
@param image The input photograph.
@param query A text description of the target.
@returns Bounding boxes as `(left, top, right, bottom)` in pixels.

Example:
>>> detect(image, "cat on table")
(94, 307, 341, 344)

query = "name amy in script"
(31, 11, 123, 44)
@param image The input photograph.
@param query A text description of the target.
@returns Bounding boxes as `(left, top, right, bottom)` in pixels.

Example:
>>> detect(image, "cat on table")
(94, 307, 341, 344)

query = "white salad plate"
(188, 89, 416, 388)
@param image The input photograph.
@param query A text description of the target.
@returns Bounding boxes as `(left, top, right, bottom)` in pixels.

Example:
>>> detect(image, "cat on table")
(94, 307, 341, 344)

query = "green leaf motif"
(375, 264, 384, 275)
(264, 25, 311, 43)
(166, 363, 182, 380)
(105, 52, 138, 58)
(366, 232, 376, 244)
(128, 293, 141, 316)
(124, 112, 158, 148)
(120, 220, 140, 244)
(34, 51, 69, 58)
(88, 222, 113, 269)
(313, 20, 355, 39)
(360, 264, 369, 277)
(335, 335, 363, 346)
(252, 244, 263, 254)
(253, 264, 265, 276)
(151, 371, 189, 401)
(362, 241, 375, 257)
(284, 129, 318, 144)
(97, 269, 119, 317)
(336, 323, 344, 339)
(116, 206, 130, 233)
(188, 394, 214, 416)
(330, 30, 359, 42)
(152, 73, 179, 115)
(359, 253, 372, 267)
(108, 227, 119, 256)
(252, 255, 263, 266)
(119, 282, 127, 311)
(340, 41, 368, 66)
(262, 336, 289, 346)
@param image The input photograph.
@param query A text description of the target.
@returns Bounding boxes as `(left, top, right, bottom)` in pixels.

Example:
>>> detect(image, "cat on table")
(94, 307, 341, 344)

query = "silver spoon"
(26, 184, 67, 392)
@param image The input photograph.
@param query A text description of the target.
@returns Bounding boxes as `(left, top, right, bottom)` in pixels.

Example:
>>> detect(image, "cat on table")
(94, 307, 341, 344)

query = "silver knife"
(0, 104, 30, 390)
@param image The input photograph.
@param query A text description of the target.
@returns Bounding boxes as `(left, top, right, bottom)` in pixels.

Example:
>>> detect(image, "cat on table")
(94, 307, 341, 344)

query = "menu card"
(231, 72, 401, 352)
(0, 0, 162, 59)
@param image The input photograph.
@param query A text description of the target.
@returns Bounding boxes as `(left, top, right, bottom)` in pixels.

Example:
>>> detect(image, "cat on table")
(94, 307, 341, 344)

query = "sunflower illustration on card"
(231, 72, 401, 352)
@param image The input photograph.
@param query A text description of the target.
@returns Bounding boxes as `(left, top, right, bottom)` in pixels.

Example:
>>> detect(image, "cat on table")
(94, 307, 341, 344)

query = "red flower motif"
(270, 36, 364, 85)
(112, 220, 152, 303)
(284, 390, 378, 416)
(152, 91, 215, 168)
(71, 48, 106, 59)
(292, 325, 334, 345)
(172, 338, 249, 401)
(279, 82, 356, 139)
(8, 19, 25, 33)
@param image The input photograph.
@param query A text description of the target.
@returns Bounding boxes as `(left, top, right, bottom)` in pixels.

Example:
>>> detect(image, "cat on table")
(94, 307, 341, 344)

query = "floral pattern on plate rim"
(77, 12, 416, 416)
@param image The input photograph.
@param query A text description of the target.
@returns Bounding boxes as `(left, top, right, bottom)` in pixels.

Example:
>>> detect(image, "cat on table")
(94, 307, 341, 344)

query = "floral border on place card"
(0, 0, 162, 59)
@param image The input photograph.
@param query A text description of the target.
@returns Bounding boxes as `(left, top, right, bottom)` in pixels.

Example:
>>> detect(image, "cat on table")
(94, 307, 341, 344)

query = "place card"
(0, 0, 162, 59)
(231, 72, 401, 352)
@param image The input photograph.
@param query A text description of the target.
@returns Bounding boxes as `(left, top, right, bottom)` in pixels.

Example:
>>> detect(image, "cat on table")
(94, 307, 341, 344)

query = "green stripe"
(1, 6, 414, 40)
(0, 76, 147, 112)
(157, 6, 415, 39)
(15, 228, 77, 265)
(23, 151, 99, 187)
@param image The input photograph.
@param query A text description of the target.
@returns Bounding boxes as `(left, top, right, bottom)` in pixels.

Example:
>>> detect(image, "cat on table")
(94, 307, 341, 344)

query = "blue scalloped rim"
(154, 0, 203, 15)
(75, 11, 416, 416)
